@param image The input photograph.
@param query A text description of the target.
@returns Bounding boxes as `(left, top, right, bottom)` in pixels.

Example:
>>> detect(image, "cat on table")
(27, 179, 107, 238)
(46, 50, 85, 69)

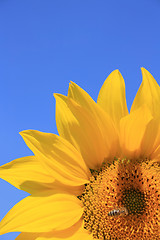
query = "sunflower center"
(80, 159, 160, 239)
(122, 188, 146, 215)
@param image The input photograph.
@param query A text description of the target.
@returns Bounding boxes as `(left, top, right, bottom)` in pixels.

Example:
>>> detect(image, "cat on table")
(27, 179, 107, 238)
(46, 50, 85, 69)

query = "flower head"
(0, 68, 160, 239)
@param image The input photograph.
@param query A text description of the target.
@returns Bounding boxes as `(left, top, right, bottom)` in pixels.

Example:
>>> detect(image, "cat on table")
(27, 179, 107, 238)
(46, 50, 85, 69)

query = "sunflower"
(0, 68, 160, 240)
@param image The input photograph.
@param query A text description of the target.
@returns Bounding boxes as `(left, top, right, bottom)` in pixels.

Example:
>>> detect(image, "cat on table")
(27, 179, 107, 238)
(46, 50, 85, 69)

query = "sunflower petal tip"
(141, 67, 151, 76)
(68, 81, 73, 89)
(54, 93, 63, 100)
(111, 69, 119, 75)
(69, 81, 78, 88)
(19, 130, 33, 138)
(141, 67, 149, 71)
(19, 130, 27, 135)
(141, 68, 158, 85)
(53, 93, 57, 98)
(19, 131, 24, 136)
(110, 69, 123, 79)
(141, 67, 145, 73)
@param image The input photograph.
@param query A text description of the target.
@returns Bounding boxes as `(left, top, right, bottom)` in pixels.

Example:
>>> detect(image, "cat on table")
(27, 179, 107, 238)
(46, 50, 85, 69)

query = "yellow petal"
(15, 220, 92, 240)
(0, 194, 83, 234)
(20, 130, 90, 186)
(97, 70, 128, 128)
(68, 82, 119, 158)
(37, 230, 92, 240)
(140, 119, 160, 157)
(150, 122, 160, 160)
(46, 180, 85, 196)
(55, 94, 119, 168)
(37, 220, 92, 240)
(16, 233, 40, 240)
(151, 145, 160, 160)
(0, 156, 54, 193)
(19, 181, 56, 195)
(120, 105, 153, 159)
(30, 180, 85, 197)
(17, 181, 84, 198)
(68, 81, 101, 117)
(131, 68, 160, 118)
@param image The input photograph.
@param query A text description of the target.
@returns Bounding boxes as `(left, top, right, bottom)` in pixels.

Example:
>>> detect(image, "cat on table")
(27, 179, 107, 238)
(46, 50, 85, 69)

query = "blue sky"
(1, 0, 160, 239)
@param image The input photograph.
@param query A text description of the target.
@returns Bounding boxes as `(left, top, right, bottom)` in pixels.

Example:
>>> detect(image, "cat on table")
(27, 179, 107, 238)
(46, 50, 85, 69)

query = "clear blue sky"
(1, 0, 160, 239)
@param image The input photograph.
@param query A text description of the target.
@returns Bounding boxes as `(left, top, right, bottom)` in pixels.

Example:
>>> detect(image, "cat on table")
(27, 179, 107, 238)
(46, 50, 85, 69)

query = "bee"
(108, 207, 128, 217)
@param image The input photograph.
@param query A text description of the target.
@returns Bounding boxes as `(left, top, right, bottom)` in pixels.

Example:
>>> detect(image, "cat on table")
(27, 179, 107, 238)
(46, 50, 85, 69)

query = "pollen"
(79, 159, 160, 239)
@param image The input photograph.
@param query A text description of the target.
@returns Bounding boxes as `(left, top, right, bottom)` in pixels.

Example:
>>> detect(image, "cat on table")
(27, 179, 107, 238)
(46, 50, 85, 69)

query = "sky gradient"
(1, 0, 160, 239)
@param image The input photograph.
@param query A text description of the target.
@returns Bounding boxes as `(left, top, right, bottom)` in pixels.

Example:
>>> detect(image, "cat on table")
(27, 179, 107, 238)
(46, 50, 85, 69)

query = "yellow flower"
(0, 68, 160, 239)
